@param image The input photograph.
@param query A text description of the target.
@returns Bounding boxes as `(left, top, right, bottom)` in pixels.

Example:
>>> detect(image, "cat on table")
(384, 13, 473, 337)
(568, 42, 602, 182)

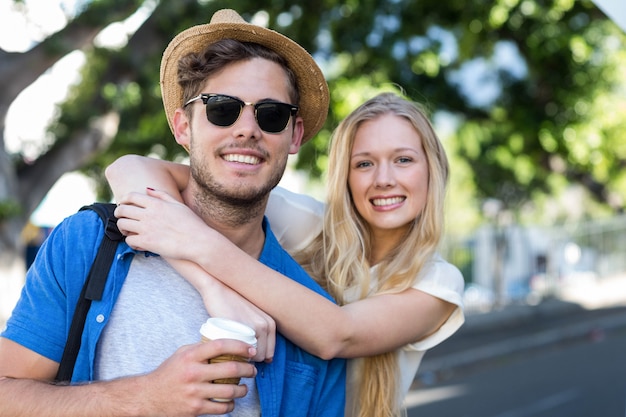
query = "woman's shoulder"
(429, 253, 463, 273)
(266, 186, 325, 253)
(415, 253, 465, 295)
(268, 186, 325, 213)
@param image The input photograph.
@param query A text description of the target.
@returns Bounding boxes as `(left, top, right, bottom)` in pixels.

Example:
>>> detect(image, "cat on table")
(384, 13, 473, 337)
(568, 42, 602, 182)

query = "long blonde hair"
(297, 92, 450, 416)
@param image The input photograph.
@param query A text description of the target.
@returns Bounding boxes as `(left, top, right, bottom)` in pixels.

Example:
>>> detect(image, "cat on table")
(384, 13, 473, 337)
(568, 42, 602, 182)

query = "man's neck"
(181, 185, 267, 259)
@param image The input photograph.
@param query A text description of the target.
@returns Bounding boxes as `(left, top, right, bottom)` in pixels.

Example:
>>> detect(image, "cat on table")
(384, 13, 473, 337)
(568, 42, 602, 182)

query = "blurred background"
(1, 0, 625, 415)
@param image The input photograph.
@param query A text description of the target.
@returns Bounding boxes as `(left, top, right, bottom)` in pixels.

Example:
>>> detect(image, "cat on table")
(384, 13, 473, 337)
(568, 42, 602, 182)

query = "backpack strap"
(55, 203, 123, 383)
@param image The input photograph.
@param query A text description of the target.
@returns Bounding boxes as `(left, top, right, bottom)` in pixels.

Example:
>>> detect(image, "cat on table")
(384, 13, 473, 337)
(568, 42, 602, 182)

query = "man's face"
(174, 57, 304, 207)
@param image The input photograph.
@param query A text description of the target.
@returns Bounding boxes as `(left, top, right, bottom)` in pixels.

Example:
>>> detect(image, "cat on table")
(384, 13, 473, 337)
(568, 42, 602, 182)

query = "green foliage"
(0, 199, 21, 222)
(38, 0, 626, 223)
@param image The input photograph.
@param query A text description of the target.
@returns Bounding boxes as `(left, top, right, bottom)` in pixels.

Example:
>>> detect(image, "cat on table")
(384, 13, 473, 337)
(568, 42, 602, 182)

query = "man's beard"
(188, 148, 287, 227)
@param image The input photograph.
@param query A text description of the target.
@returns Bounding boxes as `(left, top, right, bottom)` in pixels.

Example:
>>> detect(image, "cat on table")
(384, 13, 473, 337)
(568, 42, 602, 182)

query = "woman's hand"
(205, 282, 276, 363)
(172, 260, 276, 363)
(115, 188, 211, 259)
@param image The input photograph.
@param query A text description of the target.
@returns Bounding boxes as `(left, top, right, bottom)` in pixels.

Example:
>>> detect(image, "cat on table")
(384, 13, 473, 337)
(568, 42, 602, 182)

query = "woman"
(108, 92, 465, 417)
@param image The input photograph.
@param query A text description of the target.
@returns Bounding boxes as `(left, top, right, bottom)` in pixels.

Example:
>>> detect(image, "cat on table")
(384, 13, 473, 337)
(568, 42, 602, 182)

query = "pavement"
(414, 273, 626, 386)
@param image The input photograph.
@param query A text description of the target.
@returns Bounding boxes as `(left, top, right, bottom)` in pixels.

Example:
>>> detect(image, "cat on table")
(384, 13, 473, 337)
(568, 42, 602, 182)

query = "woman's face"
(348, 113, 429, 244)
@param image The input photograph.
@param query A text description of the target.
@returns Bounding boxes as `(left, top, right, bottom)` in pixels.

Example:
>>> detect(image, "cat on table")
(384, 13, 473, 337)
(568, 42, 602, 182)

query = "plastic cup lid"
(200, 317, 257, 346)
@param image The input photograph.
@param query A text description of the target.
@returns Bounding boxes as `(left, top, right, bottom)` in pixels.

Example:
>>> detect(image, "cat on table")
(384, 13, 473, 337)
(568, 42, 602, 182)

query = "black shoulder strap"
(55, 203, 123, 382)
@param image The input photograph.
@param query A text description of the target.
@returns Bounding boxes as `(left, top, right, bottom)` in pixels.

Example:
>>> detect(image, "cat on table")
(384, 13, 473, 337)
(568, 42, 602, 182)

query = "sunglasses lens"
(205, 96, 242, 127)
(202, 94, 295, 133)
(256, 103, 294, 133)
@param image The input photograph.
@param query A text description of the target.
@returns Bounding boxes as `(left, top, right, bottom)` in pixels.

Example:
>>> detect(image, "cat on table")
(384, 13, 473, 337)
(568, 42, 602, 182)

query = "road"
(405, 326, 626, 417)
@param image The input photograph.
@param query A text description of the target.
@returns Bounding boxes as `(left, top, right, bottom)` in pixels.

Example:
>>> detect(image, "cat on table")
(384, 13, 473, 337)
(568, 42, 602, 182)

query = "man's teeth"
(223, 154, 261, 164)
(372, 197, 404, 206)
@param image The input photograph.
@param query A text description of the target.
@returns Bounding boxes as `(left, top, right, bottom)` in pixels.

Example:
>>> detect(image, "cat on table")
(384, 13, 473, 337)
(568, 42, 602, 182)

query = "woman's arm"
(106, 155, 275, 363)
(105, 155, 189, 202)
(115, 190, 460, 359)
(167, 259, 276, 362)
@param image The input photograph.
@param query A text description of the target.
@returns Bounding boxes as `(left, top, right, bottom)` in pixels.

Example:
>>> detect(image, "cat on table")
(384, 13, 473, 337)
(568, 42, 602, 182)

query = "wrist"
(106, 375, 150, 417)
(185, 229, 220, 265)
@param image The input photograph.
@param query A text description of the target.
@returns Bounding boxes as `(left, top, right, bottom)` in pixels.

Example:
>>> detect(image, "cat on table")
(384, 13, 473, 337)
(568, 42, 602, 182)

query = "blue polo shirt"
(3, 209, 345, 416)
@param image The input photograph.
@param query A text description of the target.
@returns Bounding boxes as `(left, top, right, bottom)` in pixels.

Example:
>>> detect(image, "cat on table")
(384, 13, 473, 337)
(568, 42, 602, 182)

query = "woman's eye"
(397, 156, 412, 164)
(355, 161, 373, 168)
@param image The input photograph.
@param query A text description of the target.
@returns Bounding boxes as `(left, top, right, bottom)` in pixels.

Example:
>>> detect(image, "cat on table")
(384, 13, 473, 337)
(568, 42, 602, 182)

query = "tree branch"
(17, 112, 120, 218)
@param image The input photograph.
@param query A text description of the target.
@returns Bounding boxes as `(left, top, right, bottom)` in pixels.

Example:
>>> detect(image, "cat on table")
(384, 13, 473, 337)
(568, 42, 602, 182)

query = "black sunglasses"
(184, 93, 299, 134)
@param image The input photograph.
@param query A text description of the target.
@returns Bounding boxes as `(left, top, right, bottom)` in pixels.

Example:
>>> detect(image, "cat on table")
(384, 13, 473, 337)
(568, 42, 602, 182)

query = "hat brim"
(160, 11, 329, 144)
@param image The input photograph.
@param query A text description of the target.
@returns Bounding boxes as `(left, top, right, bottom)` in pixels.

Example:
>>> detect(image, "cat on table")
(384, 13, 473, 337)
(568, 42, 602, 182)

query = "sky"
(593, 0, 626, 32)
(1, 0, 625, 227)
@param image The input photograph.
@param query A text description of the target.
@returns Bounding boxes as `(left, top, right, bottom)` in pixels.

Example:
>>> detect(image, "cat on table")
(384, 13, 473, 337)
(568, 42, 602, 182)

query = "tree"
(311, 0, 626, 223)
(2, 0, 625, 277)
(1, 0, 146, 270)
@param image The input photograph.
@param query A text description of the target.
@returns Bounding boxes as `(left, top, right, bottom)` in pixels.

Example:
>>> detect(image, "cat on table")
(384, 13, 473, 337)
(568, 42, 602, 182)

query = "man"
(0, 9, 345, 417)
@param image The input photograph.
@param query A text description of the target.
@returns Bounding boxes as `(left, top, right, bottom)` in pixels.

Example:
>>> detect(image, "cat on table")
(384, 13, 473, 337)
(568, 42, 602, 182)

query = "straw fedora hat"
(160, 9, 329, 144)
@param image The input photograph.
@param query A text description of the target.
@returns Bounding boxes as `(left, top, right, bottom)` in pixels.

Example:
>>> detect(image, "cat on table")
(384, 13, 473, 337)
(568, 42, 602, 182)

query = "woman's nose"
(374, 165, 396, 188)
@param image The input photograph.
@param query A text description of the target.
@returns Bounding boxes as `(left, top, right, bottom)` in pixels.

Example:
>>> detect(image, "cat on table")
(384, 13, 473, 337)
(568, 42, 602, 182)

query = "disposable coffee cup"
(199, 317, 257, 400)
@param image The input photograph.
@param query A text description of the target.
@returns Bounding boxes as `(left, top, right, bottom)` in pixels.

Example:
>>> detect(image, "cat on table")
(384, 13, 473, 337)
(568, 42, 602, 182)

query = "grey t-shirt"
(94, 255, 260, 417)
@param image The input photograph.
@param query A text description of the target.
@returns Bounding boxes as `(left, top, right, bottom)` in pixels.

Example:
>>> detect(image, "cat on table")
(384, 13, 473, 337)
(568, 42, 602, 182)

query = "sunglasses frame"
(184, 93, 299, 133)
